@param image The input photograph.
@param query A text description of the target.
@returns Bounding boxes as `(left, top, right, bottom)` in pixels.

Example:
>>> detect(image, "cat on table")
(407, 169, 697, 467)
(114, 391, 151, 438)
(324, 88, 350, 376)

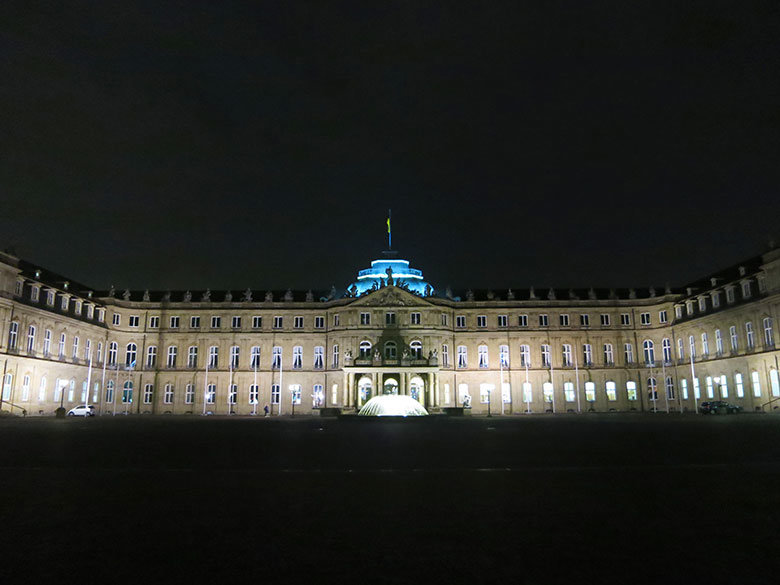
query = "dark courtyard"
(1, 413, 779, 584)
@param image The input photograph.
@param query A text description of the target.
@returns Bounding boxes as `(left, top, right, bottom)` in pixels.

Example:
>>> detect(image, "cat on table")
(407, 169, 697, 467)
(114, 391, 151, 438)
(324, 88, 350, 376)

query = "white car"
(67, 405, 95, 417)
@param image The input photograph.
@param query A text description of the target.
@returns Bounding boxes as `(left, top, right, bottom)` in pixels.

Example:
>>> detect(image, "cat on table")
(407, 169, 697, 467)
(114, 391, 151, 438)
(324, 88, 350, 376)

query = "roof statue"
(547, 288, 556, 300)
(507, 289, 515, 300)
(242, 288, 252, 302)
(143, 290, 150, 302)
(284, 289, 293, 302)
(265, 291, 273, 302)
(305, 290, 314, 302)
(201, 289, 211, 302)
(588, 288, 597, 300)
(183, 290, 192, 302)
(162, 290, 171, 302)
(224, 290, 232, 302)
(122, 289, 131, 301)
(108, 285, 116, 298)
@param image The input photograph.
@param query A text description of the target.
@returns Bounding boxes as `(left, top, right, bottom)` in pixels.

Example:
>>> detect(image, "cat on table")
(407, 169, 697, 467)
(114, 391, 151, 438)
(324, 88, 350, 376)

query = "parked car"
(67, 405, 95, 417)
(700, 401, 742, 414)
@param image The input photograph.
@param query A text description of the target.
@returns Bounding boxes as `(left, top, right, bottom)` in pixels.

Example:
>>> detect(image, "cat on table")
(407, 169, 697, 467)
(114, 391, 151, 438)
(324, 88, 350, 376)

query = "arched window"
(770, 369, 780, 397)
(106, 380, 115, 403)
(108, 342, 118, 365)
(584, 381, 596, 402)
(648, 377, 658, 401)
(167, 346, 179, 368)
(410, 340, 422, 359)
(542, 382, 553, 403)
(359, 341, 372, 359)
(122, 380, 133, 403)
(27, 325, 36, 353)
(643, 340, 655, 366)
(358, 376, 373, 402)
(384, 341, 397, 359)
(125, 343, 137, 367)
(665, 376, 675, 400)
(605, 381, 617, 401)
(146, 346, 158, 368)
(38, 376, 47, 401)
(410, 376, 424, 402)
(21, 374, 31, 401)
(457, 346, 467, 368)
(478, 345, 489, 368)
(292, 346, 302, 369)
(662, 338, 671, 363)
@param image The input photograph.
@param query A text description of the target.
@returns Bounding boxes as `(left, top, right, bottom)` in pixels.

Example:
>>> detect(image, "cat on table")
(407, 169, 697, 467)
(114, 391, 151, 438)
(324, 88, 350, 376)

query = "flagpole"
(253, 356, 258, 416)
(85, 355, 93, 416)
(99, 349, 107, 416)
(689, 353, 698, 414)
(499, 356, 505, 415)
(550, 356, 556, 414)
(387, 208, 392, 250)
(113, 363, 119, 416)
(203, 355, 209, 416)
(574, 350, 581, 414)
(278, 357, 283, 416)
(662, 359, 670, 414)
(524, 358, 530, 414)
(228, 358, 233, 415)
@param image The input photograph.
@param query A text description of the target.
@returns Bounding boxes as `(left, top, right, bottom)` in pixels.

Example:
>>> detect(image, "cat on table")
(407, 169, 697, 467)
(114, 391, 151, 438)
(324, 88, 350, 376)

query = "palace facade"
(1, 248, 779, 416)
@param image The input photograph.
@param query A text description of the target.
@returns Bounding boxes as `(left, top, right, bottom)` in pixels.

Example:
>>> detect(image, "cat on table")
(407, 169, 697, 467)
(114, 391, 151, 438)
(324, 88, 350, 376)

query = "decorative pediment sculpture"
(529, 286, 538, 300)
(629, 288, 637, 299)
(649, 286, 656, 298)
(466, 289, 474, 301)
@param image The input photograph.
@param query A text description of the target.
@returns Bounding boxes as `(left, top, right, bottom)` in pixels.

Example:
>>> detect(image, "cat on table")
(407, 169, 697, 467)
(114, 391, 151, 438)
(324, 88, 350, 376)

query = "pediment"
(350, 286, 433, 307)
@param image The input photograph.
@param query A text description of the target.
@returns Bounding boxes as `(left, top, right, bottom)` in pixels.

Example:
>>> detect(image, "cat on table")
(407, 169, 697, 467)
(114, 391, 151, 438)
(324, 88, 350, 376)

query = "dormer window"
(741, 281, 752, 299)
(31, 286, 40, 302)
(60, 296, 69, 311)
(14, 280, 23, 296)
(74, 300, 82, 315)
(757, 274, 766, 293)
(686, 301, 694, 316)
(675, 305, 683, 319)
(711, 292, 720, 308)
(87, 304, 94, 319)
(725, 287, 735, 304)
(698, 297, 707, 312)
(46, 290, 55, 305)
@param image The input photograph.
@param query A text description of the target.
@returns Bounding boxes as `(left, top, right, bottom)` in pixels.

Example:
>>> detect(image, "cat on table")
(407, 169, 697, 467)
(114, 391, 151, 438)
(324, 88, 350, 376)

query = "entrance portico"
(342, 366, 441, 409)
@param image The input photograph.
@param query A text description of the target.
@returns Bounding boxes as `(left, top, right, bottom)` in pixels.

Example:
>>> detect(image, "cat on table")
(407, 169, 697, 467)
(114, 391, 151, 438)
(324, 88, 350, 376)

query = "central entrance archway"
(409, 376, 424, 403)
(383, 377, 399, 395)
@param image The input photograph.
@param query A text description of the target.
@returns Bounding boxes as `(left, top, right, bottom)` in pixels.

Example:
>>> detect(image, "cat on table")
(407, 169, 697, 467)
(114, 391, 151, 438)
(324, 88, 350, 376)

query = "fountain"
(358, 395, 429, 417)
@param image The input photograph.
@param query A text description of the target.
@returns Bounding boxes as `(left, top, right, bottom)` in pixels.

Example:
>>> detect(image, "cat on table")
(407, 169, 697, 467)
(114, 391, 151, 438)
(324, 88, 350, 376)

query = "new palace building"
(1, 247, 779, 416)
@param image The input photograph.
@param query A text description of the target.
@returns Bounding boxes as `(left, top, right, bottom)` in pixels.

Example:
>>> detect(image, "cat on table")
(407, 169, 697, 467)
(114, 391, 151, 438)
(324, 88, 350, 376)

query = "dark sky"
(2, 1, 779, 292)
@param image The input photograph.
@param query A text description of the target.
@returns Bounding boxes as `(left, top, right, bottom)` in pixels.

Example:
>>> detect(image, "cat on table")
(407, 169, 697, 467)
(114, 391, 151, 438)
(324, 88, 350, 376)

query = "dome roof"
(348, 253, 433, 296)
(358, 395, 429, 417)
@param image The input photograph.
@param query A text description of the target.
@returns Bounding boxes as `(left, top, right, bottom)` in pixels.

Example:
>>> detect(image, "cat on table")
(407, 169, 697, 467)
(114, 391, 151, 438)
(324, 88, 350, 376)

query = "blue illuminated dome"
(349, 252, 434, 296)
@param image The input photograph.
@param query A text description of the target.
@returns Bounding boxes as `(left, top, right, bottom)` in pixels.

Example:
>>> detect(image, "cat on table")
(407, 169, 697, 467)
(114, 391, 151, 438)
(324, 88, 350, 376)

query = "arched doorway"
(358, 376, 373, 405)
(383, 377, 399, 395)
(409, 376, 424, 403)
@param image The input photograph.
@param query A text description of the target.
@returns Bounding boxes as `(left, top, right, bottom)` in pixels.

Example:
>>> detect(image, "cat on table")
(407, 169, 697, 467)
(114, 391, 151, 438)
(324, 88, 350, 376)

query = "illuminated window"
(38, 376, 47, 401)
(705, 376, 714, 399)
(314, 346, 324, 369)
(250, 346, 261, 369)
(605, 381, 617, 401)
(20, 375, 30, 402)
(522, 382, 532, 403)
(692, 377, 700, 399)
(272, 346, 282, 369)
(585, 381, 596, 402)
(313, 384, 324, 408)
(735, 373, 744, 398)
(771, 369, 780, 398)
(543, 382, 553, 403)
(290, 384, 302, 405)
(230, 346, 239, 369)
(626, 381, 637, 401)
(751, 371, 761, 397)
(458, 383, 470, 407)
(61, 296, 69, 311)
(564, 382, 575, 402)
(719, 375, 729, 398)
(479, 384, 493, 404)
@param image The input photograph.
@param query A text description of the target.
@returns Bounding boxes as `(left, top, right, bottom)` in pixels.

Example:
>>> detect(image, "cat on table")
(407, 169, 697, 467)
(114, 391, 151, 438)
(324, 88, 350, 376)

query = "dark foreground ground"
(1, 413, 780, 585)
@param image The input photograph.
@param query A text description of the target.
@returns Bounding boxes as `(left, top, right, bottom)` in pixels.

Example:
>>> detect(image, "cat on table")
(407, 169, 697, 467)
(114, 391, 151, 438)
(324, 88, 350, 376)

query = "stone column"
(378, 371, 384, 395)
(427, 372, 434, 407)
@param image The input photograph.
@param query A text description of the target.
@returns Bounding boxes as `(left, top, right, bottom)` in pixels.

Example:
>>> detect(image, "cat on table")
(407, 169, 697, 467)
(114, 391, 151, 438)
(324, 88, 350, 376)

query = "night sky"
(2, 2, 779, 293)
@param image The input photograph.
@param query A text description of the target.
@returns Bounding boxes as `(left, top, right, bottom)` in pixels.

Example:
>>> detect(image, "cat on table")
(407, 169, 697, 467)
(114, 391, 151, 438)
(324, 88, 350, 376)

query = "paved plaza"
(1, 413, 779, 584)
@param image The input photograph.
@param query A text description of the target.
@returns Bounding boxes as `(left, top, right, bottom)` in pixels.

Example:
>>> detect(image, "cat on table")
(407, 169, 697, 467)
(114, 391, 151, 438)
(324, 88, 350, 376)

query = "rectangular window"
(149, 316, 160, 328)
(539, 314, 549, 327)
(252, 316, 262, 329)
(14, 281, 22, 296)
(315, 316, 324, 329)
(698, 297, 707, 312)
(606, 381, 617, 401)
(208, 346, 218, 368)
(232, 316, 242, 329)
(518, 314, 528, 327)
(273, 316, 283, 329)
(385, 312, 396, 325)
(559, 314, 570, 327)
(360, 312, 371, 326)
(294, 316, 304, 329)
(735, 373, 744, 398)
(477, 315, 487, 328)
(211, 316, 221, 329)
(206, 384, 216, 404)
(272, 346, 282, 369)
(61, 296, 69, 311)
(314, 346, 324, 369)
(230, 346, 240, 369)
(129, 315, 139, 327)
(333, 314, 340, 327)
(143, 384, 153, 404)
(43, 330, 51, 356)
(271, 384, 280, 404)
(185, 384, 194, 404)
(726, 287, 735, 303)
(600, 314, 610, 326)
(701, 333, 709, 356)
(681, 379, 688, 400)
(562, 344, 572, 366)
(624, 343, 634, 364)
(112, 313, 121, 326)
(478, 345, 489, 368)
(640, 312, 651, 326)
(541, 345, 551, 367)
(456, 315, 466, 328)
(626, 381, 637, 401)
(583, 344, 592, 365)
(711, 293, 720, 308)
(163, 384, 174, 404)
(146, 346, 157, 368)
(31, 287, 40, 302)
(332, 344, 339, 368)
(250, 346, 261, 369)
(409, 312, 421, 325)
(497, 315, 508, 328)
(620, 313, 630, 326)
(729, 325, 738, 352)
(479, 384, 494, 404)
(170, 316, 180, 329)
(752, 371, 761, 397)
(441, 313, 448, 326)
(742, 281, 751, 298)
(675, 306, 683, 319)
(520, 345, 530, 367)
(441, 344, 449, 367)
(745, 322, 754, 349)
(658, 310, 668, 324)
(190, 316, 201, 329)
(763, 317, 774, 347)
(580, 314, 590, 327)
